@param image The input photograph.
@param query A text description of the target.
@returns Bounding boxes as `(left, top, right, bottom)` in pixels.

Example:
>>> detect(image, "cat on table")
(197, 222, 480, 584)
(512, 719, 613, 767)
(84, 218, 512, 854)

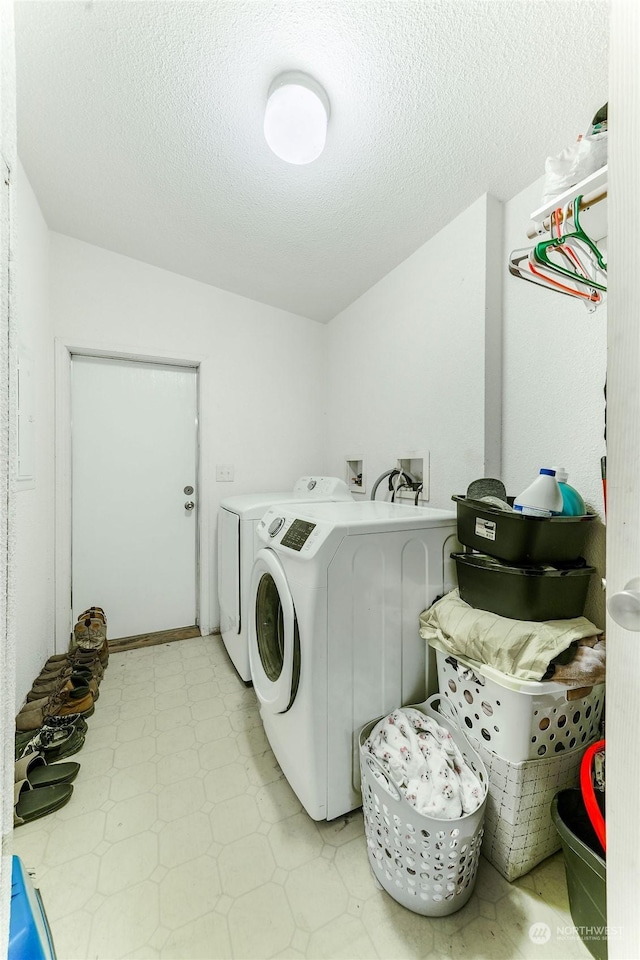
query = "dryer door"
(249, 548, 300, 714)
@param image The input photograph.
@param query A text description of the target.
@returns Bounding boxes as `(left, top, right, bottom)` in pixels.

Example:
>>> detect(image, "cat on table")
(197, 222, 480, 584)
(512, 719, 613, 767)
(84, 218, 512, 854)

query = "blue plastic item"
(555, 467, 587, 516)
(9, 856, 56, 960)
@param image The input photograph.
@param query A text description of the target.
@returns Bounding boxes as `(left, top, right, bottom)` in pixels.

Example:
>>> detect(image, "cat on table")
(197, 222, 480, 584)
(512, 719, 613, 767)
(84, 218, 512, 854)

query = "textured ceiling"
(15, 1, 609, 323)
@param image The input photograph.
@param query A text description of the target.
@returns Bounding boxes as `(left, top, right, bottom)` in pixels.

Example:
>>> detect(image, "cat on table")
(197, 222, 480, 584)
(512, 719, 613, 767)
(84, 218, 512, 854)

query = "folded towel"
(419, 590, 602, 682)
(549, 637, 606, 686)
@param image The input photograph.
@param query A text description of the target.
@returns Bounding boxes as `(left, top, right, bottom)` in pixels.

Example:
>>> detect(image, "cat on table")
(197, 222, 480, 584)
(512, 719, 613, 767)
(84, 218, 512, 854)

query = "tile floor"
(12, 635, 592, 960)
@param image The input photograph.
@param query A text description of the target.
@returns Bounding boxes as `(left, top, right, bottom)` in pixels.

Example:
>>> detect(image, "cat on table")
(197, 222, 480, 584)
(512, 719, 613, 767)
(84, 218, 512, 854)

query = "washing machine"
(248, 500, 459, 821)
(218, 477, 352, 681)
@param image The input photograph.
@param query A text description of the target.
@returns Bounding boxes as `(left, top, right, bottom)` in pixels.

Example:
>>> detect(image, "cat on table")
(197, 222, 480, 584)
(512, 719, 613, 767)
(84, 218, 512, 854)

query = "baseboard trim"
(108, 625, 201, 653)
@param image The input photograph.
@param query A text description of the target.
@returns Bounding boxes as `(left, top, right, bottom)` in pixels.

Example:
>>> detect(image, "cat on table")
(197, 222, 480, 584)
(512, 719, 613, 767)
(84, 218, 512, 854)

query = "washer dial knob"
(268, 517, 285, 538)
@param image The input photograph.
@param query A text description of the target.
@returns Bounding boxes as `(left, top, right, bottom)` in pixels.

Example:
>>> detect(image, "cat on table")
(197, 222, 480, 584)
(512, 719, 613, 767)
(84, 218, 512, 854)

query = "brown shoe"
(74, 618, 107, 652)
(78, 607, 106, 623)
(16, 685, 95, 732)
(71, 650, 105, 678)
(98, 638, 109, 668)
(43, 652, 71, 668)
(55, 678, 95, 706)
(28, 672, 98, 702)
(36, 666, 98, 688)
(40, 654, 103, 683)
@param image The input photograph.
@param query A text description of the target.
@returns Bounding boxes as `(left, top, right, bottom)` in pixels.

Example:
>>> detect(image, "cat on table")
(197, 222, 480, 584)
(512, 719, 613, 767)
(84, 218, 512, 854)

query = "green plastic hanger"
(532, 195, 607, 291)
(509, 247, 603, 308)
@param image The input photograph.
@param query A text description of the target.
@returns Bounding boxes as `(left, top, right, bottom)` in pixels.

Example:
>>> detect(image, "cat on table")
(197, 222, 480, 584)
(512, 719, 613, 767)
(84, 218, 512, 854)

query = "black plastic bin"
(452, 551, 595, 620)
(552, 789, 607, 960)
(452, 495, 595, 563)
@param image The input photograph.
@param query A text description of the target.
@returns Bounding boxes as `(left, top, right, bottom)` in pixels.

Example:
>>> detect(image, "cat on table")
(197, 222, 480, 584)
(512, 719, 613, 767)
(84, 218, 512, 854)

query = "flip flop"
(15, 753, 80, 788)
(14, 779, 73, 827)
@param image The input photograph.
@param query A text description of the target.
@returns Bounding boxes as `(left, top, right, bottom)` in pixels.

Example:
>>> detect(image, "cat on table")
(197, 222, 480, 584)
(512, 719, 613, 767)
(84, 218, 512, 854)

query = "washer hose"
(370, 468, 416, 502)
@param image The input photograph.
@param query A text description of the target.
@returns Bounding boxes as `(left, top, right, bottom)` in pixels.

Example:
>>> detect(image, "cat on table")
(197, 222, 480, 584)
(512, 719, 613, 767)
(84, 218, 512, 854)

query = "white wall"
(324, 181, 607, 628)
(49, 233, 327, 633)
(325, 194, 502, 509)
(501, 177, 607, 626)
(14, 161, 54, 708)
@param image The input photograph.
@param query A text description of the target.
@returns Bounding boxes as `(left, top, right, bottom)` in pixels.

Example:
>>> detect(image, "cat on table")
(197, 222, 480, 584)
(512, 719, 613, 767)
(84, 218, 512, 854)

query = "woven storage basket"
(475, 738, 594, 881)
(359, 696, 488, 916)
(434, 646, 605, 763)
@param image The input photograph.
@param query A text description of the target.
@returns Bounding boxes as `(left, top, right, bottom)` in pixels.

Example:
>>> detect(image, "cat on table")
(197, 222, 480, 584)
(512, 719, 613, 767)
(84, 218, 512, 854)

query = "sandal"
(14, 779, 73, 827)
(15, 753, 80, 788)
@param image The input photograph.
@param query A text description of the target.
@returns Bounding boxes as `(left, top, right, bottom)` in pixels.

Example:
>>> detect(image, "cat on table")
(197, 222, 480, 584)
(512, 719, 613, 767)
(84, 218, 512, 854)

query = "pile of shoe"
(14, 607, 109, 827)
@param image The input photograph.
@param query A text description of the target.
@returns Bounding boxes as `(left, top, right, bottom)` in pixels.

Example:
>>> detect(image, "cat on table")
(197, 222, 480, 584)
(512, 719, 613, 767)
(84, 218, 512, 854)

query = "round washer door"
(248, 548, 300, 714)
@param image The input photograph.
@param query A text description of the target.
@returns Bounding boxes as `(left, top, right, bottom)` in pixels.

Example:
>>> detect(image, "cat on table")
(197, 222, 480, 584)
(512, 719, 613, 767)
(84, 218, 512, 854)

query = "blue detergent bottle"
(554, 467, 587, 516)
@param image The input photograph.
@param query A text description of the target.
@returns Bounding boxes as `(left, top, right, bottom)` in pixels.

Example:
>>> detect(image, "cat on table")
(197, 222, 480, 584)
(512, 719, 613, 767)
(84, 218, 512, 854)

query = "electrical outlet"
(216, 464, 234, 482)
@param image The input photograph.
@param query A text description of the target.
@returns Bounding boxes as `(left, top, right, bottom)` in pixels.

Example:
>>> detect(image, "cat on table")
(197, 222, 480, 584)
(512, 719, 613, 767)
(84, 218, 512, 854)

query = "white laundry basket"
(434, 647, 605, 763)
(477, 738, 591, 881)
(359, 695, 488, 917)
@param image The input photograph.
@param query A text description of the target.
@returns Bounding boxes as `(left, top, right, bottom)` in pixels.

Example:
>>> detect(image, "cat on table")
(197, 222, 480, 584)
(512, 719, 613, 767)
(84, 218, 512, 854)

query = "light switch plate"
(216, 464, 234, 482)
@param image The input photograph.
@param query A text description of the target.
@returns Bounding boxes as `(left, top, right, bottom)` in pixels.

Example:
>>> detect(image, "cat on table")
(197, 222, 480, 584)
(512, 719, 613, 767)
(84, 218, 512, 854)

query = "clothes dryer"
(218, 477, 352, 680)
(248, 500, 458, 820)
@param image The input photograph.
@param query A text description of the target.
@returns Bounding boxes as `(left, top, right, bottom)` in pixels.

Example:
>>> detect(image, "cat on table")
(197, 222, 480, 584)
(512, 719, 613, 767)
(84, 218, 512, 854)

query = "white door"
(71, 356, 198, 640)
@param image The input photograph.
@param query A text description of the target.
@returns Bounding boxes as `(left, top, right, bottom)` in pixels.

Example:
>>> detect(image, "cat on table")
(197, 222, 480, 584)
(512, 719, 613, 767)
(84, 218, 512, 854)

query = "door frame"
(606, 2, 640, 954)
(55, 338, 211, 651)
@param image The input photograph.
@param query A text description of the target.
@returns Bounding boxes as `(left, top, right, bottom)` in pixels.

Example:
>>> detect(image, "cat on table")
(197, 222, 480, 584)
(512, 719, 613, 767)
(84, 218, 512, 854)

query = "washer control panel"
(257, 509, 331, 557)
(280, 519, 316, 552)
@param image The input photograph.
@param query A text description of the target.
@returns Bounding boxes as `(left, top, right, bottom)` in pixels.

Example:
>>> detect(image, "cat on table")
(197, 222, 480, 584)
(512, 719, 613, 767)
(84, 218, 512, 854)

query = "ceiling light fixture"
(264, 72, 330, 165)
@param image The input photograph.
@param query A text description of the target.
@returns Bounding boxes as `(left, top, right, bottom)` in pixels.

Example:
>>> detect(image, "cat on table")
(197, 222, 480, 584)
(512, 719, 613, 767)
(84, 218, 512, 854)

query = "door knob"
(608, 577, 640, 632)
(184, 501, 195, 511)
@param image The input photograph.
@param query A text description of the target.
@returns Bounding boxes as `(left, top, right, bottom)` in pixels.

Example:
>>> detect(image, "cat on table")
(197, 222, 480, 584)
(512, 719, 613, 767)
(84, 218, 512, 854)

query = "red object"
(580, 739, 606, 852)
